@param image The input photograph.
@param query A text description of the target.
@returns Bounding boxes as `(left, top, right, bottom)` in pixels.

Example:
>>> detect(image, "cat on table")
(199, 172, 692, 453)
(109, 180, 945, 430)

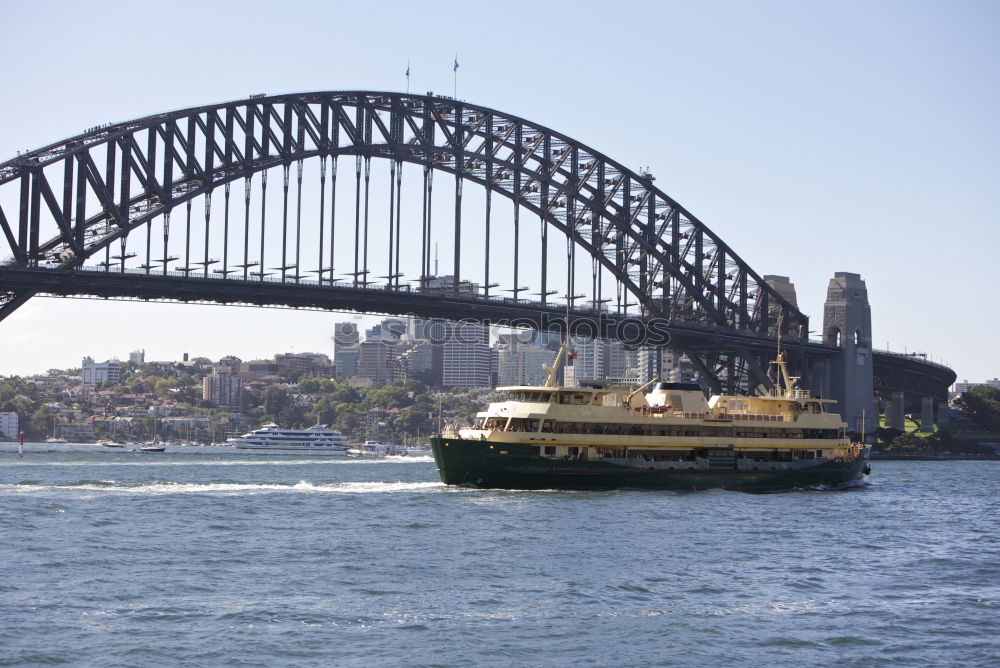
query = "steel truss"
(0, 91, 833, 392)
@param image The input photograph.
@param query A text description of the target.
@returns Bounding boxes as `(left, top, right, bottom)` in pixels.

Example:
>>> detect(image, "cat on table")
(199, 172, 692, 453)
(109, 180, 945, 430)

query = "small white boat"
(138, 443, 166, 453)
(45, 437, 68, 444)
(349, 440, 408, 457)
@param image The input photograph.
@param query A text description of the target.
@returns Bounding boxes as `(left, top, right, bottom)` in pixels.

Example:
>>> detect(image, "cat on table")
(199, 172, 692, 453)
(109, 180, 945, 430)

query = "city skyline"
(1, 0, 997, 381)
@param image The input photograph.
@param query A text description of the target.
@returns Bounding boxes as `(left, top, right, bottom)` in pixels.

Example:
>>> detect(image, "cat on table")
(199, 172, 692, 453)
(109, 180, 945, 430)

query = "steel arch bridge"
(0, 91, 951, 397)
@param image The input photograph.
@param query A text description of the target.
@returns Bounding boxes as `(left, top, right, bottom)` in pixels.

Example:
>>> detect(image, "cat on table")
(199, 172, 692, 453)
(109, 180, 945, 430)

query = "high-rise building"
(565, 337, 608, 387)
(203, 375, 243, 407)
(333, 322, 361, 377)
(129, 349, 145, 364)
(366, 318, 407, 342)
(497, 334, 553, 387)
(356, 341, 400, 383)
(82, 357, 122, 386)
(335, 348, 359, 378)
(607, 342, 639, 384)
(399, 341, 434, 379)
(440, 321, 491, 388)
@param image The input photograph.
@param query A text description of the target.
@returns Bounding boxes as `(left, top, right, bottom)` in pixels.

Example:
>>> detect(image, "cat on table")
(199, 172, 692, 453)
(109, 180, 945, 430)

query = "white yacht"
(228, 424, 350, 454)
(349, 440, 408, 457)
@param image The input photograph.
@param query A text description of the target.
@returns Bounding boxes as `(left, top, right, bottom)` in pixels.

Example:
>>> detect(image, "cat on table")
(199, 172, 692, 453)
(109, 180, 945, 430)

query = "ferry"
(228, 424, 350, 454)
(431, 342, 870, 492)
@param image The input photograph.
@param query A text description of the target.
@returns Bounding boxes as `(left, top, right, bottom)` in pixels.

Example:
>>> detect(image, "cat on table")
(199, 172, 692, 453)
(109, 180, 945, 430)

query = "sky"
(0, 0, 997, 383)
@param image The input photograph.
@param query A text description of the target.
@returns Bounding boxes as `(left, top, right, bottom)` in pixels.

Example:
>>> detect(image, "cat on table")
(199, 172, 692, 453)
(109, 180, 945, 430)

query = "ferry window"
(544, 445, 556, 455)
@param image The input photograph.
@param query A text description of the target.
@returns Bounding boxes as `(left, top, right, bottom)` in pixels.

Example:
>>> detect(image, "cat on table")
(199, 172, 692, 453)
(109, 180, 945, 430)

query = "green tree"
(28, 404, 60, 439)
(955, 386, 1000, 431)
(262, 387, 291, 417)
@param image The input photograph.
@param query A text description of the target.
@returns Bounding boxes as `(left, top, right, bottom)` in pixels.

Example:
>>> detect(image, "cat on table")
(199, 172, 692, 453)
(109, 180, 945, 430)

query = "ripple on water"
(0, 457, 998, 666)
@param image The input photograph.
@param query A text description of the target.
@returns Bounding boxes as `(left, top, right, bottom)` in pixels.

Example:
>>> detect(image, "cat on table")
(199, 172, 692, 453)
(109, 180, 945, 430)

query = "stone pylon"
(822, 272, 877, 439)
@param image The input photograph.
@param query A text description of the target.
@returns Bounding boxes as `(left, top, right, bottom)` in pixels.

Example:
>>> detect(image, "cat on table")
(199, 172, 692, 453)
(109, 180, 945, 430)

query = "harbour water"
(1, 444, 997, 666)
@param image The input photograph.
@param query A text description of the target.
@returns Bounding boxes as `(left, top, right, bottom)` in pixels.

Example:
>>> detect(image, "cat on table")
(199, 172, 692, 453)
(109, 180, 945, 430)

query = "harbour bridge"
(0, 91, 954, 433)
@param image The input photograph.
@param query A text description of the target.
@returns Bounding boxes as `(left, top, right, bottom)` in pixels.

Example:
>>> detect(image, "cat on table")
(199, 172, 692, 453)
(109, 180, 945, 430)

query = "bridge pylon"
(818, 272, 877, 439)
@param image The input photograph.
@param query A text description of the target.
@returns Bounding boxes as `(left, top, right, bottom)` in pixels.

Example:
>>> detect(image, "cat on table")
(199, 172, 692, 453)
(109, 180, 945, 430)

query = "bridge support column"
(919, 396, 935, 432)
(888, 391, 905, 431)
(937, 401, 951, 428)
(822, 272, 876, 439)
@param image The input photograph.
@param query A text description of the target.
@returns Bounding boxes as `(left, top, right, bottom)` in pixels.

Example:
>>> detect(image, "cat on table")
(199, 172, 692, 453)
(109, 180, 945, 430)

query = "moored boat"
(432, 341, 870, 493)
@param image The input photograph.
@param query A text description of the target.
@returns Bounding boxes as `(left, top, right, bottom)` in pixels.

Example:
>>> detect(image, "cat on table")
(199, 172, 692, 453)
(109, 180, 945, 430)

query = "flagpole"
(406, 59, 410, 94)
(453, 54, 458, 98)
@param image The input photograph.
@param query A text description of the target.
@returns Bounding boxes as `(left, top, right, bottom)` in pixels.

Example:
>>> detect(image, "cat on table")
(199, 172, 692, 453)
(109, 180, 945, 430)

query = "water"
(1, 444, 998, 666)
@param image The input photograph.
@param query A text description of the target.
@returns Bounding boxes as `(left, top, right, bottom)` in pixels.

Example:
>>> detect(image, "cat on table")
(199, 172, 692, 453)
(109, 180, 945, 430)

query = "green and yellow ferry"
(431, 345, 870, 492)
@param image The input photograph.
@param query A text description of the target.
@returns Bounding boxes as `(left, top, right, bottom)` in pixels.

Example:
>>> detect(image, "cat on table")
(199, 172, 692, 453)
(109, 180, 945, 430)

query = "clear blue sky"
(0, 0, 997, 383)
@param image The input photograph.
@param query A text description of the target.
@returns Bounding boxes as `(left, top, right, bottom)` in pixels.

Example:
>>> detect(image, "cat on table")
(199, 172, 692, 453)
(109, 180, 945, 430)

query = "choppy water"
(1, 444, 998, 667)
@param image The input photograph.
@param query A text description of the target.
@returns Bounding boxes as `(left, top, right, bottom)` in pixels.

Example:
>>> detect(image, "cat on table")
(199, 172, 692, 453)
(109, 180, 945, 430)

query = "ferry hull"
(431, 437, 870, 493)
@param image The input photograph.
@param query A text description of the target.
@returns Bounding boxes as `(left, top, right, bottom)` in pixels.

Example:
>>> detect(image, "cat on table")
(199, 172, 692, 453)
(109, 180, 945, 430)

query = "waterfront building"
(82, 357, 122, 386)
(0, 412, 18, 439)
(59, 422, 95, 442)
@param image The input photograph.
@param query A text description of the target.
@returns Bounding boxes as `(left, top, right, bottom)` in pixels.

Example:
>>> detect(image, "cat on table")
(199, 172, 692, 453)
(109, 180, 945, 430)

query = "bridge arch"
(0, 92, 805, 334)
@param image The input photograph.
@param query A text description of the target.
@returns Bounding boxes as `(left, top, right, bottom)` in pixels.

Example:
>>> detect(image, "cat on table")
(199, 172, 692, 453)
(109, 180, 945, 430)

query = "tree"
(29, 404, 59, 439)
(262, 387, 291, 417)
(955, 386, 1000, 431)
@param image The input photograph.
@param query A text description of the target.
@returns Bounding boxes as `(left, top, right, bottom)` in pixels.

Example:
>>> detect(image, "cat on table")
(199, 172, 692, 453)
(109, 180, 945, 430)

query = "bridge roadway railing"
(3, 261, 814, 353)
(1, 262, 955, 396)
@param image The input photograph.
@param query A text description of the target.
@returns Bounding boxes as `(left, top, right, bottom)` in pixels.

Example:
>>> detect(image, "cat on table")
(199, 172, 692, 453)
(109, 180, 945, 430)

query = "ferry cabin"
(456, 382, 858, 465)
